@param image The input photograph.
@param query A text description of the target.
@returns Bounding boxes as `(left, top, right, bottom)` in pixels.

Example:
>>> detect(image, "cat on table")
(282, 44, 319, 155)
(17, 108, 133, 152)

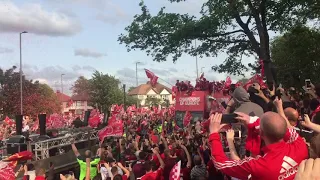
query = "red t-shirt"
(152, 154, 160, 167)
(141, 168, 163, 180)
(180, 167, 191, 180)
(122, 175, 129, 180)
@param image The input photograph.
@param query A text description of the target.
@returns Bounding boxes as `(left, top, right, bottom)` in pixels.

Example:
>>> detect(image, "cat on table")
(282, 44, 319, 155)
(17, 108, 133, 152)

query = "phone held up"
(305, 79, 311, 90)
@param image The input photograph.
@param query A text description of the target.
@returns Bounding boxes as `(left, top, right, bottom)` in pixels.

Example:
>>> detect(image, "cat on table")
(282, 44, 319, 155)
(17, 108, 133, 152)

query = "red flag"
(145, 69, 158, 86)
(88, 109, 101, 128)
(183, 111, 192, 127)
(98, 120, 124, 141)
(4, 116, 14, 127)
(171, 86, 178, 100)
(243, 74, 267, 90)
(0, 151, 33, 180)
(169, 161, 181, 180)
(0, 162, 15, 180)
(224, 76, 232, 89)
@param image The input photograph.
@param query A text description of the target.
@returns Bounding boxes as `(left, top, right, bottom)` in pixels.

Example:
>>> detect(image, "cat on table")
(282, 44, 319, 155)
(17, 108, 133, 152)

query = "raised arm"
(152, 148, 165, 169)
(226, 129, 240, 161)
(85, 157, 91, 180)
(117, 162, 130, 178)
(209, 113, 254, 179)
(70, 138, 80, 157)
(180, 144, 192, 168)
(301, 114, 320, 133)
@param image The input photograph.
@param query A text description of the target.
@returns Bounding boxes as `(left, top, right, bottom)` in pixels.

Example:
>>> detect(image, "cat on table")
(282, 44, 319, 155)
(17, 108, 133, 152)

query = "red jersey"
(209, 118, 308, 180)
(141, 168, 163, 180)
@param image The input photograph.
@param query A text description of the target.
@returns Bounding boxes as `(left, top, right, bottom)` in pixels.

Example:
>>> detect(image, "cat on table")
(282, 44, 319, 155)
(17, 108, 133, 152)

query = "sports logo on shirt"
(278, 156, 298, 180)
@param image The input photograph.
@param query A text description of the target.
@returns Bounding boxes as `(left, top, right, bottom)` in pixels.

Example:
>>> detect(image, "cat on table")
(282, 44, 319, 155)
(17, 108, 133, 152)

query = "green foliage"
(71, 76, 91, 96)
(0, 66, 61, 117)
(145, 96, 162, 106)
(72, 73, 140, 111)
(126, 95, 139, 106)
(119, 0, 316, 76)
(271, 26, 320, 88)
(89, 71, 122, 111)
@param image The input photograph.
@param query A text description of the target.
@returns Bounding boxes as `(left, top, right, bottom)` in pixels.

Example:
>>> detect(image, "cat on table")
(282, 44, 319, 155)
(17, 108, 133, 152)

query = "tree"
(127, 86, 136, 93)
(271, 26, 320, 88)
(71, 76, 91, 96)
(0, 66, 61, 117)
(89, 71, 123, 112)
(145, 96, 161, 107)
(119, 0, 316, 83)
(125, 95, 139, 106)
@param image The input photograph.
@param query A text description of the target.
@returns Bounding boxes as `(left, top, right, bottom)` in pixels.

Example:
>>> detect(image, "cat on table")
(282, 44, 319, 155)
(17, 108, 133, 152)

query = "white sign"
(179, 97, 200, 106)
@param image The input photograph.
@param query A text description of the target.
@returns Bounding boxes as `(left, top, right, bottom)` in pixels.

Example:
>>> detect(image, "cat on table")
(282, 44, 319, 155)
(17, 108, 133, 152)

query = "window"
(76, 101, 84, 107)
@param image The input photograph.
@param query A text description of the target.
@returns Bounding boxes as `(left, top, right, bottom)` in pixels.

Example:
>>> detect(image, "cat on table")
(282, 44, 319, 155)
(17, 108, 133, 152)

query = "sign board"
(175, 91, 208, 112)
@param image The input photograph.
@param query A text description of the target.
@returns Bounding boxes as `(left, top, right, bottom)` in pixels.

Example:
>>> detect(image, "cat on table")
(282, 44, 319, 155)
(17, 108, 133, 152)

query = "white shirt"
(22, 125, 29, 132)
(100, 166, 123, 180)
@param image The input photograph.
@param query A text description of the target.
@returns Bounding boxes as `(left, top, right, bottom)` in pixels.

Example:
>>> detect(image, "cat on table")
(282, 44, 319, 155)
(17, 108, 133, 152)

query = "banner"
(175, 91, 208, 112)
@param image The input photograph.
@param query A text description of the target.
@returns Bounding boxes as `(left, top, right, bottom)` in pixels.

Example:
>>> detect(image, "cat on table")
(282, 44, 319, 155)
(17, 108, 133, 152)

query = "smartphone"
(221, 114, 239, 124)
(221, 101, 227, 109)
(305, 79, 311, 90)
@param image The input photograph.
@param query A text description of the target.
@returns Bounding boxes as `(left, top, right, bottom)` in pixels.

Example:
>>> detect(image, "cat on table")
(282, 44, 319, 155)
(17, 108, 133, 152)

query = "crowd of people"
(3, 80, 320, 180)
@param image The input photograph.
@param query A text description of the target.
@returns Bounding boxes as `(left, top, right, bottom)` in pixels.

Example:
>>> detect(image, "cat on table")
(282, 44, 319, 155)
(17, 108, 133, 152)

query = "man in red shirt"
(141, 148, 165, 180)
(209, 109, 308, 179)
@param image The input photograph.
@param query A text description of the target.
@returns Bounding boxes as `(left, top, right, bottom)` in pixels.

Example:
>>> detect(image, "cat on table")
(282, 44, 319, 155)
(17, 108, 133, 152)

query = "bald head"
(260, 112, 287, 143)
(284, 108, 299, 126)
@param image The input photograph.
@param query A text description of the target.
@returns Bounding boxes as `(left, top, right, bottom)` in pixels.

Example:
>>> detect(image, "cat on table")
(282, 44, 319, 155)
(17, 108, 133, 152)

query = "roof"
(56, 91, 71, 102)
(71, 93, 90, 101)
(128, 82, 172, 95)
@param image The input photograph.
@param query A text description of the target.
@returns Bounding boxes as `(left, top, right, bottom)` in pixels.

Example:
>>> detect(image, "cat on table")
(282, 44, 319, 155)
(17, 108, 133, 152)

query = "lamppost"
(20, 31, 28, 115)
(135, 62, 141, 87)
(195, 40, 199, 79)
(61, 74, 65, 94)
(135, 62, 141, 107)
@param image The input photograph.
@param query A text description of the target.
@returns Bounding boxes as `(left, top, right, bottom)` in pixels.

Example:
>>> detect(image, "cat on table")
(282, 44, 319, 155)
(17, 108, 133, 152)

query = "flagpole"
(158, 77, 174, 87)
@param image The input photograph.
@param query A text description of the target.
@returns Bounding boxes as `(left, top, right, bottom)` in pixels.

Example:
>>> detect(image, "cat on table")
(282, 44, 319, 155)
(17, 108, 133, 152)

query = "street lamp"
(135, 62, 141, 107)
(135, 62, 141, 87)
(61, 74, 65, 94)
(20, 31, 28, 115)
(195, 40, 199, 79)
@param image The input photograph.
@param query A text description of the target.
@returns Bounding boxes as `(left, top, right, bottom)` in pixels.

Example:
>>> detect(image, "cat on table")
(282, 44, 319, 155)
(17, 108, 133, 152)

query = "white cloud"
(0, 1, 81, 36)
(11, 64, 97, 95)
(0, 47, 13, 53)
(74, 48, 107, 58)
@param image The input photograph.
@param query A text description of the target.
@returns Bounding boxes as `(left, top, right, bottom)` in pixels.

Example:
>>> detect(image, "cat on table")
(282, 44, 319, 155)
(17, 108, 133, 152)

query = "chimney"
(84, 110, 91, 126)
(15, 115, 23, 135)
(38, 114, 46, 136)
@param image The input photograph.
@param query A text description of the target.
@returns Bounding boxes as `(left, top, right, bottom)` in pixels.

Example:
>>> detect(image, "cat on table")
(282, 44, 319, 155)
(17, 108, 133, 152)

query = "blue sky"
(0, 0, 259, 95)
